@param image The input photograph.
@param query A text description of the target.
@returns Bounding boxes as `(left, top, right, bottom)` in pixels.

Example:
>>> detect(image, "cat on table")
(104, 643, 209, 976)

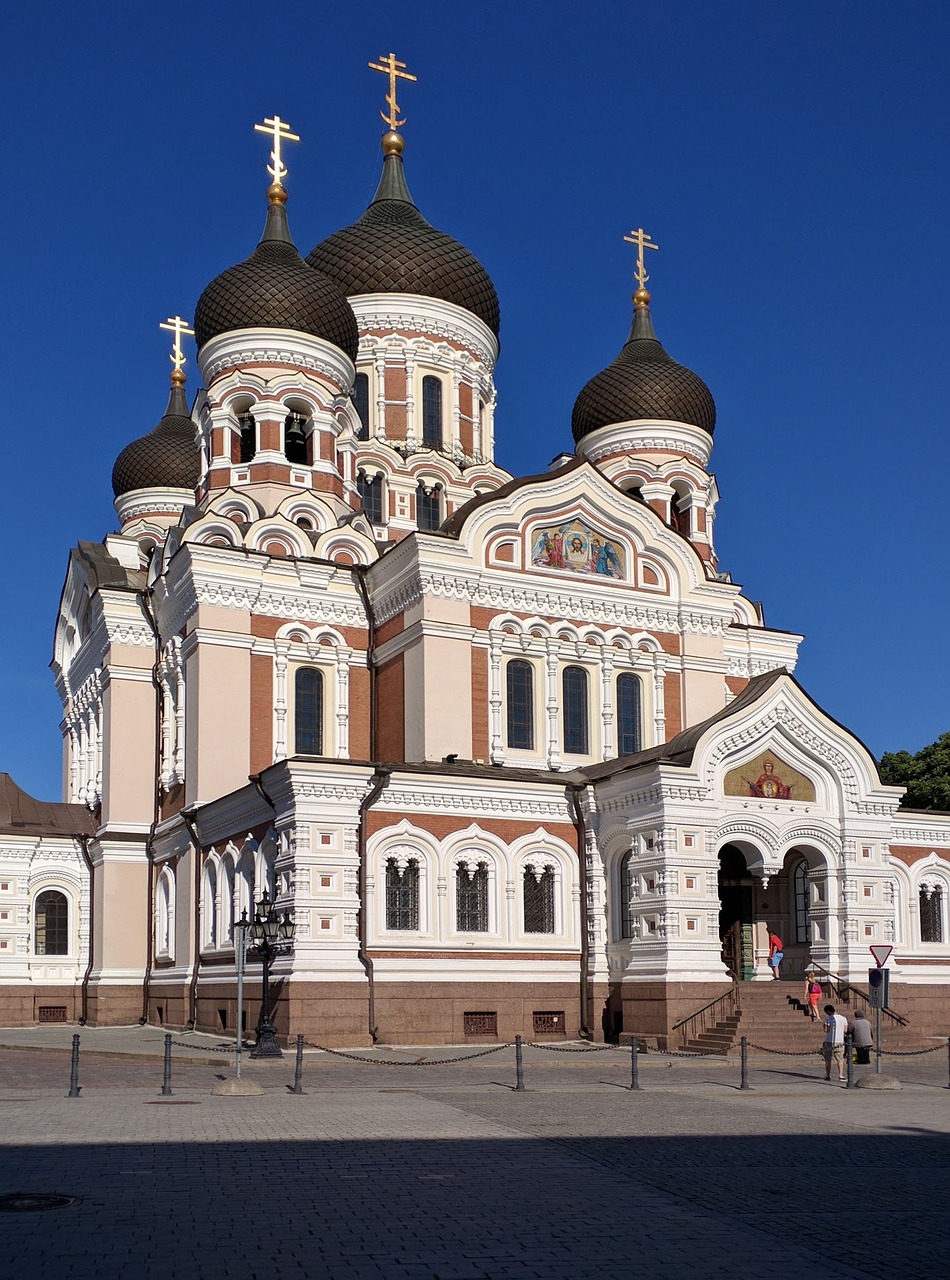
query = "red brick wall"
(376, 655, 405, 759)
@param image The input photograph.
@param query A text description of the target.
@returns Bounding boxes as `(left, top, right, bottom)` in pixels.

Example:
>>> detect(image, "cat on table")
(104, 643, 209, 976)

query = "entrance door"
(719, 845, 754, 981)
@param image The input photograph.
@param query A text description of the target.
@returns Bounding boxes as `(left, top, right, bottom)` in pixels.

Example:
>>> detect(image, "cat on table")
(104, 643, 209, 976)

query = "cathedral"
(2, 65, 948, 1048)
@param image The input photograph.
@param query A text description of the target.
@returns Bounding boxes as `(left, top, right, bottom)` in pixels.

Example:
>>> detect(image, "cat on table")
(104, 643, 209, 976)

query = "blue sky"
(1, 1, 947, 800)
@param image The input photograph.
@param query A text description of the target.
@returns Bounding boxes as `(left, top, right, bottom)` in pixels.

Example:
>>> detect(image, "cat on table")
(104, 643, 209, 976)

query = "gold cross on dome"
(623, 227, 659, 288)
(253, 114, 300, 186)
(159, 316, 194, 372)
(368, 52, 417, 130)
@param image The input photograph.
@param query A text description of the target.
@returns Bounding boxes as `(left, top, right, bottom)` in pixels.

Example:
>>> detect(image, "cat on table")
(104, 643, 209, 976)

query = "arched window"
(220, 856, 236, 943)
(353, 372, 370, 440)
(669, 494, 685, 533)
(506, 660, 534, 751)
(456, 861, 489, 932)
(523, 864, 555, 933)
(284, 412, 309, 465)
(34, 889, 68, 955)
(202, 862, 218, 949)
(416, 483, 441, 532)
(920, 884, 944, 943)
(238, 412, 256, 463)
(616, 673, 642, 755)
(793, 859, 809, 943)
(562, 666, 589, 755)
(619, 853, 635, 939)
(385, 858, 419, 931)
(422, 376, 443, 449)
(156, 869, 175, 957)
(357, 471, 383, 525)
(294, 668, 323, 755)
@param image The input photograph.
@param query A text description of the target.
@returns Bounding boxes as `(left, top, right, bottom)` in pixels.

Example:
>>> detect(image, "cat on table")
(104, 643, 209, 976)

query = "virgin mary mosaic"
(530, 520, 625, 578)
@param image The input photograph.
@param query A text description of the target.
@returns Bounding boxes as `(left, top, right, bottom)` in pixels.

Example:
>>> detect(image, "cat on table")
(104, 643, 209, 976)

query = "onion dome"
(112, 372, 200, 498)
(193, 187, 359, 360)
(571, 288, 716, 442)
(306, 133, 500, 337)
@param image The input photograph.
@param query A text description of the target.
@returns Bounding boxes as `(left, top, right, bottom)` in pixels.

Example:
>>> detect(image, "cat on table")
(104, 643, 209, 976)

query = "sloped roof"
(0, 774, 97, 837)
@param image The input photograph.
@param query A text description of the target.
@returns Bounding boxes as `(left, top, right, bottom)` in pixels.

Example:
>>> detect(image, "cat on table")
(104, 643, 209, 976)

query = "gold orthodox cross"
(623, 227, 659, 288)
(253, 114, 300, 186)
(159, 316, 194, 372)
(368, 52, 417, 130)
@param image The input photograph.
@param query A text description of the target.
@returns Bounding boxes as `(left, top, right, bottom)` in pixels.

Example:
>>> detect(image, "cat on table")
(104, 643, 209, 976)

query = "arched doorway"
(718, 845, 754, 981)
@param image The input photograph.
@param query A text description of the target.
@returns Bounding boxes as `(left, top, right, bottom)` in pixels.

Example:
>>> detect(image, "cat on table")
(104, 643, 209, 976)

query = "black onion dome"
(571, 301, 716, 441)
(306, 150, 500, 337)
(112, 381, 201, 498)
(193, 199, 359, 360)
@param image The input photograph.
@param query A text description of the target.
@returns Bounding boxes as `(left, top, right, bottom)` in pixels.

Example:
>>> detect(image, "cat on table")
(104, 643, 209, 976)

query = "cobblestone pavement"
(1, 1031, 948, 1279)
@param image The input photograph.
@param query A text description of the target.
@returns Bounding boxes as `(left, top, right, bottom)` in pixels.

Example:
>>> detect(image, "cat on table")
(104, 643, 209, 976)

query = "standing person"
(803, 972, 823, 1020)
(822, 1004, 848, 1083)
(849, 1009, 874, 1065)
(767, 928, 784, 979)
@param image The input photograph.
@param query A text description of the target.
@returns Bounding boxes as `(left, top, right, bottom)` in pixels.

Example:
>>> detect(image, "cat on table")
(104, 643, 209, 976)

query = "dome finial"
(159, 315, 194, 392)
(623, 226, 659, 308)
(369, 51, 416, 155)
(253, 114, 300, 204)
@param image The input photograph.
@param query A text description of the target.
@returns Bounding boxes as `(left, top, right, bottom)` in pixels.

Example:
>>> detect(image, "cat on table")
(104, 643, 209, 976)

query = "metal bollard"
(739, 1035, 751, 1090)
(946, 1038, 950, 1089)
(629, 1037, 641, 1091)
(514, 1035, 525, 1091)
(160, 1032, 173, 1096)
(845, 1034, 854, 1089)
(291, 1033, 304, 1095)
(66, 1032, 81, 1098)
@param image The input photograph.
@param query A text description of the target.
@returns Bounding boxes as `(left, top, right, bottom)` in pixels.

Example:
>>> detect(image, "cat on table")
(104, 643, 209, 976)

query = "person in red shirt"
(767, 929, 784, 979)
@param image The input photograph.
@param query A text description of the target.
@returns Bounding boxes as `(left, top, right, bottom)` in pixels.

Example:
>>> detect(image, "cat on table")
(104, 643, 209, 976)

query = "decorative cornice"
(197, 328, 355, 390)
(115, 489, 193, 524)
(351, 293, 498, 371)
(578, 420, 712, 469)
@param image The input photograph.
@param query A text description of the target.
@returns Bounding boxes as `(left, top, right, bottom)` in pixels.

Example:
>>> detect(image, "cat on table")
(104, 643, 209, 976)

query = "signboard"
(867, 967, 890, 1009)
(869, 944, 893, 967)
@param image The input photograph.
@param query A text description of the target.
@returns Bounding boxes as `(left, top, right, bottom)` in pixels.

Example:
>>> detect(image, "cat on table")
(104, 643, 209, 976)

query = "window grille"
(562, 665, 589, 755)
(456, 862, 489, 932)
(620, 853, 635, 939)
(921, 886, 943, 943)
(532, 1011, 564, 1035)
(357, 472, 384, 525)
(422, 376, 443, 449)
(38, 1006, 68, 1023)
(353, 372, 370, 440)
(34, 890, 68, 956)
(284, 412, 309, 464)
(385, 859, 419, 931)
(238, 412, 256, 463)
(506, 660, 534, 750)
(463, 1011, 497, 1036)
(793, 859, 809, 943)
(416, 483, 441, 532)
(616, 673, 642, 755)
(294, 668, 323, 755)
(523, 865, 555, 933)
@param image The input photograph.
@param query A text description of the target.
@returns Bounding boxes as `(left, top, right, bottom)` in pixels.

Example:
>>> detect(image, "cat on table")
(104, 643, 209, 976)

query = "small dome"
(112, 381, 200, 498)
(194, 198, 359, 360)
(572, 300, 716, 441)
(307, 148, 500, 337)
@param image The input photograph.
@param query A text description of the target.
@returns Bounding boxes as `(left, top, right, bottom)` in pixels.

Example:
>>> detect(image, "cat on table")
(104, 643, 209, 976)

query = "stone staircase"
(680, 981, 938, 1055)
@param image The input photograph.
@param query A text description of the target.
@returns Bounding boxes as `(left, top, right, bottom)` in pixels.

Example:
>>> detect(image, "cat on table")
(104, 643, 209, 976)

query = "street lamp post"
(248, 890, 295, 1059)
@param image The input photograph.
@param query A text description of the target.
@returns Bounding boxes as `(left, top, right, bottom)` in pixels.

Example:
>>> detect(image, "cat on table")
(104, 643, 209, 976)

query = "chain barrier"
(523, 1041, 618, 1053)
(662, 1048, 724, 1058)
(880, 1044, 946, 1057)
(301, 1040, 514, 1066)
(747, 1043, 823, 1057)
(169, 1039, 235, 1055)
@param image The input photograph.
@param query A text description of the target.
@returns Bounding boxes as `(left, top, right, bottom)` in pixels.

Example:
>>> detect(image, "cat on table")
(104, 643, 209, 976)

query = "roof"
(111, 381, 201, 498)
(0, 774, 97, 838)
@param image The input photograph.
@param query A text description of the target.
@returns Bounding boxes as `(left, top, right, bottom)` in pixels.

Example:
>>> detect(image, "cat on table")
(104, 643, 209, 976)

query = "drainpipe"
(180, 806, 202, 1030)
(566, 781, 594, 1040)
(77, 834, 94, 1025)
(357, 768, 390, 1043)
(353, 566, 378, 760)
(140, 586, 162, 1025)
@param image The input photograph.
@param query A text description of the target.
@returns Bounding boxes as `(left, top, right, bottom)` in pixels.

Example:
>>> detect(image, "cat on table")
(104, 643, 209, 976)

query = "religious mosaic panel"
(724, 752, 816, 802)
(530, 519, 625, 579)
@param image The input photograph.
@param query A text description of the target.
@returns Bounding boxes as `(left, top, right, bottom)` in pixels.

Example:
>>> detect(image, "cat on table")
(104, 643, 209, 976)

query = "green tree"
(878, 733, 950, 811)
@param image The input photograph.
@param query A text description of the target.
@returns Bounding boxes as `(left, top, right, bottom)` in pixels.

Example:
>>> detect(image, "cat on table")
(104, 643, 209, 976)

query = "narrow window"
(353, 372, 370, 441)
(670, 494, 685, 533)
(284, 412, 309, 465)
(794, 859, 809, 943)
(422, 376, 443, 449)
(620, 853, 635, 939)
(357, 472, 383, 525)
(523, 865, 555, 933)
(203, 863, 217, 949)
(616, 673, 642, 755)
(294, 668, 323, 755)
(562, 666, 589, 755)
(456, 861, 489, 932)
(921, 885, 943, 943)
(34, 890, 68, 955)
(385, 859, 419, 930)
(239, 413, 256, 463)
(506, 660, 534, 750)
(416, 483, 441, 532)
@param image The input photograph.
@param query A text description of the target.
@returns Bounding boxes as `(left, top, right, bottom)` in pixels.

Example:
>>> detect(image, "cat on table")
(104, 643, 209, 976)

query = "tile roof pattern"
(111, 383, 200, 497)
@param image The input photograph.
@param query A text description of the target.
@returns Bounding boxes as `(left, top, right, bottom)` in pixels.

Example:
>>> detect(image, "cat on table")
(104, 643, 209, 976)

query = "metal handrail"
(672, 984, 741, 1045)
(808, 961, 907, 1026)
